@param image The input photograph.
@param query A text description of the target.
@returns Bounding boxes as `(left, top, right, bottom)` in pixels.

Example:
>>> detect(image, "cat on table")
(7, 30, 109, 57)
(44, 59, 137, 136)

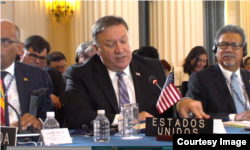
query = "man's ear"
(18, 43, 25, 59)
(94, 44, 100, 56)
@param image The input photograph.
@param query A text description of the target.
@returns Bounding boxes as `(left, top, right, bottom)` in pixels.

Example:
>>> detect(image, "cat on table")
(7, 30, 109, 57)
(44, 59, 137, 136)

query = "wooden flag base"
(156, 135, 173, 141)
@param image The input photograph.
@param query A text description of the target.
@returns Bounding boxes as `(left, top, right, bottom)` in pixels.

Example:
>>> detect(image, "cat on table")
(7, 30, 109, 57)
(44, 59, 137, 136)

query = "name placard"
(145, 118, 213, 136)
(0, 126, 17, 146)
(41, 128, 72, 145)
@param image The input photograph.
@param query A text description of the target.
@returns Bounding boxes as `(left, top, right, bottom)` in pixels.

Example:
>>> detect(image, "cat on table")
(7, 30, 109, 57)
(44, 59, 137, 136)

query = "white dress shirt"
(107, 66, 136, 125)
(2, 62, 21, 126)
(218, 64, 249, 120)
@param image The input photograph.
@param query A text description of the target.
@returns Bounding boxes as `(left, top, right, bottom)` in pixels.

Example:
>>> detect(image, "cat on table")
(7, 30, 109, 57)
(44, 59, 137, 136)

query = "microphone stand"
(6, 101, 21, 134)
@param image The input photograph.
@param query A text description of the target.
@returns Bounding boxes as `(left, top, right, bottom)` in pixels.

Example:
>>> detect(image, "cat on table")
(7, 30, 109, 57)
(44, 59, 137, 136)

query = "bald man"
(1, 20, 53, 131)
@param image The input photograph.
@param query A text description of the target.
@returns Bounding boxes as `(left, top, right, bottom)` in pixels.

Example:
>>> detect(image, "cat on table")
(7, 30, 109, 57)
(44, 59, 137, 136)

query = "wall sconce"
(47, 0, 75, 23)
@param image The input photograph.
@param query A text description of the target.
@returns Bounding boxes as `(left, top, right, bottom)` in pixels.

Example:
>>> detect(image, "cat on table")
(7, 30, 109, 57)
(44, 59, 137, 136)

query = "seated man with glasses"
(1, 20, 53, 131)
(177, 24, 250, 121)
(20, 35, 66, 127)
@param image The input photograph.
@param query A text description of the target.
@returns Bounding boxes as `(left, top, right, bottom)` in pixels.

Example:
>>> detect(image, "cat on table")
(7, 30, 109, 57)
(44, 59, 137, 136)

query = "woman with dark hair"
(174, 46, 208, 87)
(244, 56, 250, 71)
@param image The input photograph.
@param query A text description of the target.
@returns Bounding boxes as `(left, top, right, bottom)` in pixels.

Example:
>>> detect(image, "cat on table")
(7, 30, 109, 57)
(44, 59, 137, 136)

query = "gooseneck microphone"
(5, 101, 21, 134)
(149, 75, 177, 118)
(149, 76, 162, 90)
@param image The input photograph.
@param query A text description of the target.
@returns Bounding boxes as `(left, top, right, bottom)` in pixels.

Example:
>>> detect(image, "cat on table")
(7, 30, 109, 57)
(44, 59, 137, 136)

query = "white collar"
(107, 65, 131, 79)
(2, 62, 15, 76)
(218, 63, 241, 81)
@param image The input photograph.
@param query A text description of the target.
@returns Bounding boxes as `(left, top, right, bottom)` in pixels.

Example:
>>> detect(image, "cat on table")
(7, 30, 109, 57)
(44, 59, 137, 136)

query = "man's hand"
(14, 113, 42, 131)
(51, 94, 61, 110)
(177, 98, 210, 119)
(139, 111, 154, 121)
(235, 110, 250, 121)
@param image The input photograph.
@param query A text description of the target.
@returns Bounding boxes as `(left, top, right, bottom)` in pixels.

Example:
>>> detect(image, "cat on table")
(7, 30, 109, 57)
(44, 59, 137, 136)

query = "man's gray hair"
(214, 24, 247, 46)
(92, 15, 129, 46)
(76, 41, 96, 56)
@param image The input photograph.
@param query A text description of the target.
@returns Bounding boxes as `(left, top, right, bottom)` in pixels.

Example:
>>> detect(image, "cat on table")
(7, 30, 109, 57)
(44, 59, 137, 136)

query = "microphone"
(149, 75, 178, 118)
(6, 99, 41, 144)
(149, 76, 162, 90)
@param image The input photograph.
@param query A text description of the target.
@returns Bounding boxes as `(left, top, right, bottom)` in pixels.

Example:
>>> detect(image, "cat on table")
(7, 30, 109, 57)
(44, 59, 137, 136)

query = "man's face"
(21, 47, 47, 69)
(78, 51, 96, 63)
(95, 24, 132, 72)
(49, 59, 67, 73)
(1, 21, 22, 70)
(216, 32, 244, 71)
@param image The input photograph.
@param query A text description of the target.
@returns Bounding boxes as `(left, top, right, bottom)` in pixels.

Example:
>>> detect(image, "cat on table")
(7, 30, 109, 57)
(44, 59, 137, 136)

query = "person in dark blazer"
(20, 35, 66, 128)
(12, 62, 54, 122)
(177, 24, 250, 121)
(44, 65, 66, 127)
(1, 20, 53, 130)
(64, 16, 173, 129)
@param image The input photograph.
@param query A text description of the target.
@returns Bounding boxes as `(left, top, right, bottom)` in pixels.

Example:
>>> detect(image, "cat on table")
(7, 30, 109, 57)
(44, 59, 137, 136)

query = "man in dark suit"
(20, 35, 66, 127)
(1, 20, 53, 130)
(177, 24, 250, 121)
(64, 16, 173, 129)
(46, 52, 67, 74)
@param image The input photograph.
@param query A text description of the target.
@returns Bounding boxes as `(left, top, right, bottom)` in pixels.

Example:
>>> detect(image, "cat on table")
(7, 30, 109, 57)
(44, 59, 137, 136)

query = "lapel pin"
(24, 78, 28, 81)
(135, 72, 141, 76)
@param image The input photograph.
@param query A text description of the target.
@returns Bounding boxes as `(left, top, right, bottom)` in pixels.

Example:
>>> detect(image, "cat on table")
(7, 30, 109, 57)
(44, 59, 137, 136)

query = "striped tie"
(116, 71, 130, 106)
(231, 73, 246, 113)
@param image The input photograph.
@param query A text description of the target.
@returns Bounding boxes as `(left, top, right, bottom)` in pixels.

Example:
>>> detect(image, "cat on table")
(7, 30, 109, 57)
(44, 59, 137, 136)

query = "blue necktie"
(231, 73, 245, 113)
(116, 71, 130, 106)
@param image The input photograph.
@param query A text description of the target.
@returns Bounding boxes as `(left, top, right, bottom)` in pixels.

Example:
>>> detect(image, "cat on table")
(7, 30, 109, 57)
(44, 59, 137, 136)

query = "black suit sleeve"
(55, 74, 66, 104)
(64, 66, 116, 129)
(186, 71, 231, 119)
(51, 71, 66, 104)
(37, 70, 54, 120)
(186, 72, 208, 112)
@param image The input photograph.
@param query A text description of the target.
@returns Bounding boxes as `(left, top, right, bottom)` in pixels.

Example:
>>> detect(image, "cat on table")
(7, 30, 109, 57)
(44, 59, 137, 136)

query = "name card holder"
(40, 128, 72, 146)
(1, 126, 17, 146)
(145, 118, 215, 136)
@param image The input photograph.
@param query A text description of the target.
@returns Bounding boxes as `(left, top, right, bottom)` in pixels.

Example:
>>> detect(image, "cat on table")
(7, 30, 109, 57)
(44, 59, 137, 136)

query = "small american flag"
(156, 72, 182, 114)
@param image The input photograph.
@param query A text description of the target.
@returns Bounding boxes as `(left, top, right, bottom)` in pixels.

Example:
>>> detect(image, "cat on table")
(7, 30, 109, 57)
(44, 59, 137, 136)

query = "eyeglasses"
(24, 49, 47, 63)
(1, 38, 20, 47)
(217, 42, 244, 50)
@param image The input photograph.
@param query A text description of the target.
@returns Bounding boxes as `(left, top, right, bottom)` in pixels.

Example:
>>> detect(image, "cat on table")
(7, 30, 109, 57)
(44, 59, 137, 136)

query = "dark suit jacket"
(186, 65, 250, 118)
(15, 62, 54, 121)
(64, 54, 173, 129)
(44, 66, 66, 104)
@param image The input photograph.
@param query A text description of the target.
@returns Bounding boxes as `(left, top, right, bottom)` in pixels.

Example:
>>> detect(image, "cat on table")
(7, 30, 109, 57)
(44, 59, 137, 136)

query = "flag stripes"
(156, 72, 182, 114)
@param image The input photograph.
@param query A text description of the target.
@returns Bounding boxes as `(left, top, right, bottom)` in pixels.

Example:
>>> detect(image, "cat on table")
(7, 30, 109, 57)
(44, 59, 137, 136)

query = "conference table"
(16, 126, 250, 147)
(54, 127, 250, 146)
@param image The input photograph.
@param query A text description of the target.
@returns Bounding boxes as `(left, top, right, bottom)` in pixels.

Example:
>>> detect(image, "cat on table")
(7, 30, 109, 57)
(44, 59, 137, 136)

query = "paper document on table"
(223, 121, 250, 128)
(213, 119, 227, 133)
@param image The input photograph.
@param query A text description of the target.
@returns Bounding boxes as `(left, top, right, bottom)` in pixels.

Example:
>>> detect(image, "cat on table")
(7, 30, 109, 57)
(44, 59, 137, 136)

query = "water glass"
(122, 103, 142, 139)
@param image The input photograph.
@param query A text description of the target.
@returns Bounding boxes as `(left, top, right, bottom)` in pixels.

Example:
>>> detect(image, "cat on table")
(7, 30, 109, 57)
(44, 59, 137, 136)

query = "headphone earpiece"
(212, 45, 217, 53)
(243, 43, 248, 57)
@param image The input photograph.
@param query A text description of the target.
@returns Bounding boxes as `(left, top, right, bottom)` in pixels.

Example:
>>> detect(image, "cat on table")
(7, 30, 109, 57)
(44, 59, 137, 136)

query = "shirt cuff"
(179, 97, 192, 101)
(111, 114, 120, 126)
(229, 114, 236, 121)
